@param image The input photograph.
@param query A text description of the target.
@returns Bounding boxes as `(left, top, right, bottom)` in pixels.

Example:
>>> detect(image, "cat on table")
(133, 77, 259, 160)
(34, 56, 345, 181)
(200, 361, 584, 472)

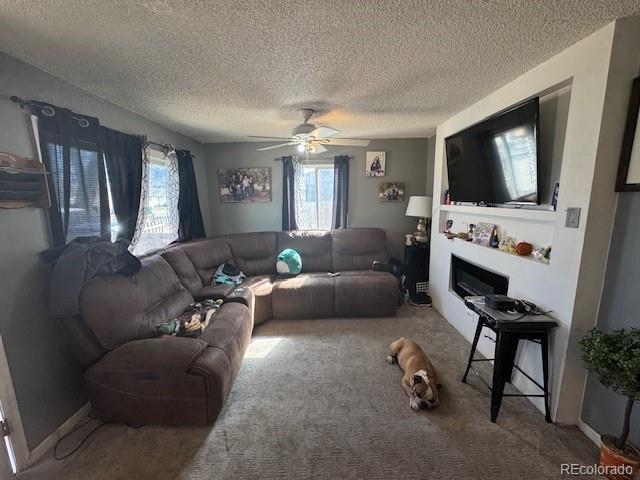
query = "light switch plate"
(565, 207, 581, 228)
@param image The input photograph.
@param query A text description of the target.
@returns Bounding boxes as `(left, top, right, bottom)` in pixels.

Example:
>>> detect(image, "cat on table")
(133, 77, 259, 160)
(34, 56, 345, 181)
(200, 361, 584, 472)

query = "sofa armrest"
(92, 336, 208, 371)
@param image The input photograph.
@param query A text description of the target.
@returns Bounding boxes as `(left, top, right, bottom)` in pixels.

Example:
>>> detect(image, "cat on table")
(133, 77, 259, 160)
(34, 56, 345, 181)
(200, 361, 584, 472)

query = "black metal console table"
(461, 296, 558, 423)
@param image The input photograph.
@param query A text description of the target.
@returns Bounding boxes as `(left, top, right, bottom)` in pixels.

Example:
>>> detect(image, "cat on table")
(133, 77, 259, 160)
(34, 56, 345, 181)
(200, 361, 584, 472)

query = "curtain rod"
(11, 96, 195, 158)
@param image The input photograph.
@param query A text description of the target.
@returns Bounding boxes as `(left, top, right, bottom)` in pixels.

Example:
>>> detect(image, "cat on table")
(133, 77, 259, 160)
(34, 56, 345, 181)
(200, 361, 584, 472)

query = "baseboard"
(26, 402, 91, 468)
(577, 418, 601, 447)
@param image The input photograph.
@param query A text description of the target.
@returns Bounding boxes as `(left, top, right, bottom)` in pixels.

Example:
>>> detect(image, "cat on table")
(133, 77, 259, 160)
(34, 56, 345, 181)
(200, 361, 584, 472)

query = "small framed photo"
(379, 182, 405, 202)
(472, 222, 496, 247)
(218, 167, 272, 203)
(615, 76, 640, 192)
(366, 151, 386, 176)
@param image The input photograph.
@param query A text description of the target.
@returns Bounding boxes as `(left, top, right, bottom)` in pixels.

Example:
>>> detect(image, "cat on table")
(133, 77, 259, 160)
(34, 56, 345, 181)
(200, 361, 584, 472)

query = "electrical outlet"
(565, 207, 581, 228)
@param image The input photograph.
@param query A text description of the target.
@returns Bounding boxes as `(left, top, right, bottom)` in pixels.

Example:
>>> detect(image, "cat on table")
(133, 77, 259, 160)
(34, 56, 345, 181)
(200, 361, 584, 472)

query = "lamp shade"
(405, 195, 432, 218)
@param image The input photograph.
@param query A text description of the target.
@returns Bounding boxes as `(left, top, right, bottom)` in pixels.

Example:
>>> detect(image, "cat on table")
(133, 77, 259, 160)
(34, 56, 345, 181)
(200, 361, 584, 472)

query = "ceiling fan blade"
(249, 135, 294, 140)
(317, 138, 370, 147)
(309, 126, 340, 139)
(312, 144, 328, 154)
(256, 142, 299, 151)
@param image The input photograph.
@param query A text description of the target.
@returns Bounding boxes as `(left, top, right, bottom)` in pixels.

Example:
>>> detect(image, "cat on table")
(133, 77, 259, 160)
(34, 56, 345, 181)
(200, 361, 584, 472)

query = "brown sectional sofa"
(65, 228, 398, 426)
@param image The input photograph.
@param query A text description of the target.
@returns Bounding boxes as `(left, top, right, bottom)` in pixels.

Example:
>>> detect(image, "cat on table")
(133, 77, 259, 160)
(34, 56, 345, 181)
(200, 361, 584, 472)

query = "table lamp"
(405, 196, 432, 244)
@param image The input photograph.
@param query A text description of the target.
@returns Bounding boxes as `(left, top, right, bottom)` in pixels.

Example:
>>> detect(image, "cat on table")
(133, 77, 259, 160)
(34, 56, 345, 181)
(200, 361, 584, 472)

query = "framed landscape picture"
(366, 151, 386, 176)
(218, 167, 272, 202)
(615, 76, 640, 192)
(378, 182, 405, 202)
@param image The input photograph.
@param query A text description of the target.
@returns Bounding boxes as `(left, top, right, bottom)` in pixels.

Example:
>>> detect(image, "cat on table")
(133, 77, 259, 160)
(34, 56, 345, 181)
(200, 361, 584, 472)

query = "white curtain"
(293, 159, 314, 229)
(165, 149, 180, 240)
(129, 146, 150, 252)
(130, 148, 180, 255)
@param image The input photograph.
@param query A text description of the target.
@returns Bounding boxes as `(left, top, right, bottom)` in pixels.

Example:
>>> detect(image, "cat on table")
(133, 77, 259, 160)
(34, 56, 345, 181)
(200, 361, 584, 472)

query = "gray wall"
(0, 51, 208, 449)
(204, 138, 431, 259)
(581, 192, 640, 445)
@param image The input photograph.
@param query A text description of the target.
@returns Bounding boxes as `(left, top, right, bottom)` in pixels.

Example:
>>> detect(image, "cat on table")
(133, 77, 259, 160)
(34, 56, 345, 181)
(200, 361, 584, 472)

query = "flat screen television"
(445, 98, 540, 205)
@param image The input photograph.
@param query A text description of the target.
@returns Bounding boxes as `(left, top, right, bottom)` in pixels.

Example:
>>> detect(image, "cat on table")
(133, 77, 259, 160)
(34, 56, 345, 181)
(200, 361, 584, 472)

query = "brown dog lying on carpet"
(387, 337, 441, 411)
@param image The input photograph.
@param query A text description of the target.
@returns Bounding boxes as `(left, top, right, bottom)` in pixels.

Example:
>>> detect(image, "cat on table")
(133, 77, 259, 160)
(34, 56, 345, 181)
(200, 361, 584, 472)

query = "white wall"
(0, 51, 209, 453)
(429, 18, 639, 424)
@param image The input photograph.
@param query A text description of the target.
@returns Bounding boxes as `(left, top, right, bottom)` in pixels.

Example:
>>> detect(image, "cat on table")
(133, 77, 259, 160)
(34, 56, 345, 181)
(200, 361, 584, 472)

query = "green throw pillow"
(276, 248, 302, 275)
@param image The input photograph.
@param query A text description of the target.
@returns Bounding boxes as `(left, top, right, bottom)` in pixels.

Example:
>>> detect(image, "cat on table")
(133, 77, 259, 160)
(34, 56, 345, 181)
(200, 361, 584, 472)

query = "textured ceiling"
(1, 1, 639, 143)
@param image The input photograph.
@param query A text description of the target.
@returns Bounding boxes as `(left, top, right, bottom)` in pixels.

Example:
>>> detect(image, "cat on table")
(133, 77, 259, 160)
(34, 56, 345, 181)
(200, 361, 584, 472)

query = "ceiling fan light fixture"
(297, 144, 305, 153)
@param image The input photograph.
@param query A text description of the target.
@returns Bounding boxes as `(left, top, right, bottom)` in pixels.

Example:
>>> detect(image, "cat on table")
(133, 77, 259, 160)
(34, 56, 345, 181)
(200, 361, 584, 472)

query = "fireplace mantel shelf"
(441, 234, 551, 266)
(439, 204, 557, 223)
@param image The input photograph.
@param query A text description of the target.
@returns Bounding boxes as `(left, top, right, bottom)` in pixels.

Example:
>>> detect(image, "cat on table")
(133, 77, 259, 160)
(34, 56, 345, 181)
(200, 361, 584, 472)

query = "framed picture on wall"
(218, 167, 272, 202)
(378, 182, 405, 202)
(615, 75, 640, 192)
(365, 151, 386, 176)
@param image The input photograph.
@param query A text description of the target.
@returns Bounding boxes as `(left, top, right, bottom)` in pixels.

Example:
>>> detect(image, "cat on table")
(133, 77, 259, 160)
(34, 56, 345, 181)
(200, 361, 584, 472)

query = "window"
(296, 164, 334, 230)
(132, 150, 180, 255)
(46, 142, 106, 243)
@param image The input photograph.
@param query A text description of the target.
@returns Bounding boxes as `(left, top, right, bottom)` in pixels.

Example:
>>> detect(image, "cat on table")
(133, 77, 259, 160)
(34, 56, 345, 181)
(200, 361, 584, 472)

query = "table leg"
(541, 332, 552, 423)
(503, 335, 520, 384)
(490, 331, 509, 423)
(462, 317, 483, 383)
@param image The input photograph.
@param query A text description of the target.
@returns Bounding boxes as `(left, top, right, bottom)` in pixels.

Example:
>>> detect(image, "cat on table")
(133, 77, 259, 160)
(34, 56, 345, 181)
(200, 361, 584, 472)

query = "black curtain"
(175, 149, 205, 241)
(333, 155, 350, 229)
(282, 156, 298, 231)
(30, 101, 109, 246)
(99, 127, 143, 241)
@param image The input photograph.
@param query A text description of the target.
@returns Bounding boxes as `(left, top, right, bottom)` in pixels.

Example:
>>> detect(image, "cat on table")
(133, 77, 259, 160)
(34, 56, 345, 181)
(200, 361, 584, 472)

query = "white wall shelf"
(441, 233, 551, 266)
(438, 204, 557, 223)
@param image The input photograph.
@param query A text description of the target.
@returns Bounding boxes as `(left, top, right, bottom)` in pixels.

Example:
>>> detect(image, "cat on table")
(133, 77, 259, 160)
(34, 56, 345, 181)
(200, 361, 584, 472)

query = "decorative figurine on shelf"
(499, 232, 509, 252)
(468, 224, 475, 241)
(444, 219, 456, 240)
(506, 236, 516, 254)
(533, 246, 552, 264)
(445, 219, 453, 233)
(405, 234, 414, 246)
(444, 190, 451, 205)
(490, 227, 499, 248)
(516, 242, 534, 256)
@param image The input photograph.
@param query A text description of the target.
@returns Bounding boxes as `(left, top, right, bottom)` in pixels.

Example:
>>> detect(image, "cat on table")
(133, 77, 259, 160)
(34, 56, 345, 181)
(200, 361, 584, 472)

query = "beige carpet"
(20, 305, 599, 480)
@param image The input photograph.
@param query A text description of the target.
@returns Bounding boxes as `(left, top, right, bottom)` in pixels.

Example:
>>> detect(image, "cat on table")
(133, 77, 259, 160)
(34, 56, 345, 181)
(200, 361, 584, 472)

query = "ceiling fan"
(250, 109, 370, 154)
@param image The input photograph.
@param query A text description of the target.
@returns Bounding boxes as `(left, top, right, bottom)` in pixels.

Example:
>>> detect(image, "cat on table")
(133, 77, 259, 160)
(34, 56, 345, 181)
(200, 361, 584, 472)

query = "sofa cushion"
(276, 230, 332, 273)
(161, 246, 203, 295)
(243, 275, 275, 325)
(334, 270, 398, 317)
(178, 237, 234, 286)
(80, 255, 193, 350)
(226, 232, 277, 276)
(332, 228, 389, 271)
(272, 273, 335, 319)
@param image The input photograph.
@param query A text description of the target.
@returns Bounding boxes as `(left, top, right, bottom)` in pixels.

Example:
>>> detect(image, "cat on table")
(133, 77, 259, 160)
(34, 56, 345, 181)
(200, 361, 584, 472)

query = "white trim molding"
(577, 419, 602, 447)
(26, 403, 90, 468)
(0, 337, 29, 473)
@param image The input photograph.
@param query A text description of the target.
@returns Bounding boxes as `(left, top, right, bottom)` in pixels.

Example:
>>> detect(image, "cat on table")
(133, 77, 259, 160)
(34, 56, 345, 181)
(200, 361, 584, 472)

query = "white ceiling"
(1, 1, 639, 143)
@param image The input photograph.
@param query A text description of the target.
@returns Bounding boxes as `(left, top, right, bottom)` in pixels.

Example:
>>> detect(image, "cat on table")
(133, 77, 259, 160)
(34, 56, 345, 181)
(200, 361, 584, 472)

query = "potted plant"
(580, 328, 640, 479)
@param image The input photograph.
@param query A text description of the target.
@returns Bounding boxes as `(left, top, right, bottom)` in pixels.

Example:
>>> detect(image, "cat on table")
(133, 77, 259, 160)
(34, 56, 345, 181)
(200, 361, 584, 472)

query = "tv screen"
(445, 98, 540, 204)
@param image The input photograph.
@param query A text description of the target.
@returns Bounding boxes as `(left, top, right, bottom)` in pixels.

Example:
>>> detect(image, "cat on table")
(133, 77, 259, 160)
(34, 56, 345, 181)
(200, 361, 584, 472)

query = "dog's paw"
(386, 354, 396, 365)
(410, 397, 421, 411)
